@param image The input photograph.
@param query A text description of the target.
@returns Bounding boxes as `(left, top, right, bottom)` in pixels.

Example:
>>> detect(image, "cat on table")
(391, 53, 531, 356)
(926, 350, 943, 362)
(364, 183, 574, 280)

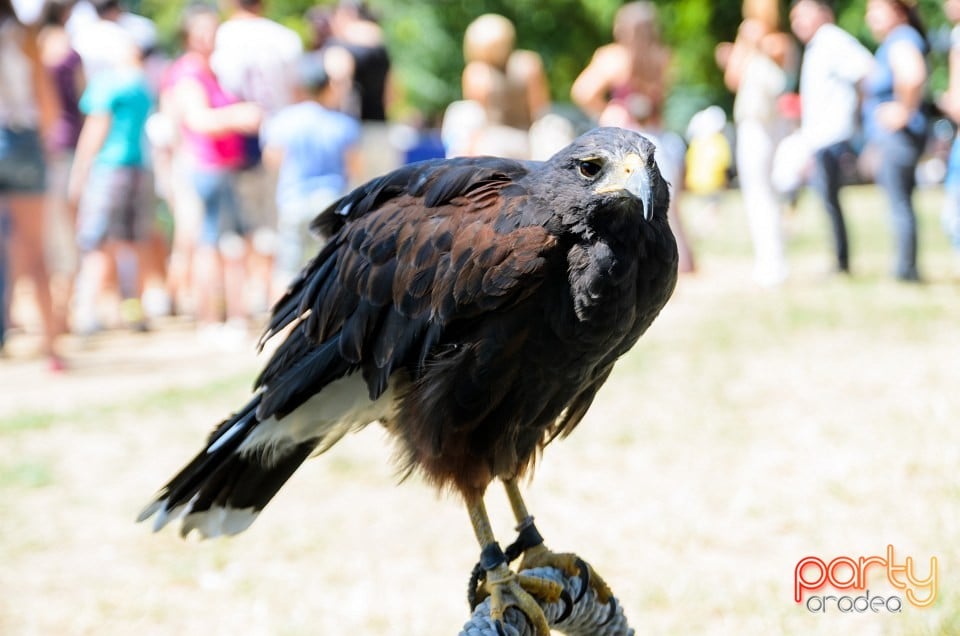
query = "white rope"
(458, 566, 633, 636)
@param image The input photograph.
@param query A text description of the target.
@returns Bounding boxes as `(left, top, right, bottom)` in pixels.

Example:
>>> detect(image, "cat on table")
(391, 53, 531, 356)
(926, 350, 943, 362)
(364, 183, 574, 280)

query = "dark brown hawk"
(139, 127, 678, 633)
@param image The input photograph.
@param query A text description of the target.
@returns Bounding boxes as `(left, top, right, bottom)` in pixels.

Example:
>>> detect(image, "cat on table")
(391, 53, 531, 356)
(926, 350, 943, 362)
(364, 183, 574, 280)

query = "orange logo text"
(794, 545, 937, 610)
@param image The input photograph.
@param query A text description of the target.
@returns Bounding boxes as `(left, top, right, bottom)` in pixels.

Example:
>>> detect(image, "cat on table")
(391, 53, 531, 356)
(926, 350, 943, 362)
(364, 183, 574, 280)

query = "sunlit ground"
(1, 183, 958, 635)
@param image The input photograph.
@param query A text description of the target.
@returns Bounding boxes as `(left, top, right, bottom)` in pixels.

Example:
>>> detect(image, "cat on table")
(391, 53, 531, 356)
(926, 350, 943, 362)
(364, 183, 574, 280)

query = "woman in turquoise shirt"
(68, 40, 153, 332)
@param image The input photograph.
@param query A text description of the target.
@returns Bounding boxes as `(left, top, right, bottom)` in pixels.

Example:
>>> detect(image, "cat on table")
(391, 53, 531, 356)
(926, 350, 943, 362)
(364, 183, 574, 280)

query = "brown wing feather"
(255, 157, 557, 418)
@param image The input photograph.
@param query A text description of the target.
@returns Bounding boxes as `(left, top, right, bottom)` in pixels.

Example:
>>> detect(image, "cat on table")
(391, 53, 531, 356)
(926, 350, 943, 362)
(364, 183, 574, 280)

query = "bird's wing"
(254, 156, 558, 421)
(307, 156, 533, 238)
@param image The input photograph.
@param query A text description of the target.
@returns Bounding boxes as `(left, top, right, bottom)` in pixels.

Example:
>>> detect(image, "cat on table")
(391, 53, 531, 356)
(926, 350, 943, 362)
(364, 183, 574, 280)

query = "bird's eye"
(577, 159, 603, 179)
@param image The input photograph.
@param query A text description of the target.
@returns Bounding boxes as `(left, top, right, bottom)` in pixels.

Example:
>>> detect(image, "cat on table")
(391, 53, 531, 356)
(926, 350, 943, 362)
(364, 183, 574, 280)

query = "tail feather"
(137, 394, 320, 538)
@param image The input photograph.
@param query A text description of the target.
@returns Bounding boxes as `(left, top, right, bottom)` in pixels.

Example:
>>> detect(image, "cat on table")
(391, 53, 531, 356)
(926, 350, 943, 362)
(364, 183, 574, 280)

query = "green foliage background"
(138, 0, 952, 132)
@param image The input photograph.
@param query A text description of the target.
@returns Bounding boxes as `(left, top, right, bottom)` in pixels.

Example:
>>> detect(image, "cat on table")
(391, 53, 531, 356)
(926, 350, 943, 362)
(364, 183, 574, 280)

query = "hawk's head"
(542, 127, 669, 225)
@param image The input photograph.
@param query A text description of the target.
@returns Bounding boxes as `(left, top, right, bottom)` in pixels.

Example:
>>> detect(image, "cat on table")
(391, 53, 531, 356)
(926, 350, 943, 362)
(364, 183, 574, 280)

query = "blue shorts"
(0, 127, 46, 194)
(77, 165, 152, 250)
(192, 167, 248, 246)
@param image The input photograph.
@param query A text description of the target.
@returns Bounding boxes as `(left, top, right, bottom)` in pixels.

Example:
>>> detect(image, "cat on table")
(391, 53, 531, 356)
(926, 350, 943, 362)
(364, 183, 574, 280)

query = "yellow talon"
(482, 563, 554, 635)
(519, 547, 613, 605)
(515, 572, 565, 604)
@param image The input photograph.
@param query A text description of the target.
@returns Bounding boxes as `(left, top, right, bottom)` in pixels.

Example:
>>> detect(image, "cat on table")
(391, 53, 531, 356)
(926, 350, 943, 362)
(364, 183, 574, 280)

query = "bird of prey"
(139, 126, 678, 634)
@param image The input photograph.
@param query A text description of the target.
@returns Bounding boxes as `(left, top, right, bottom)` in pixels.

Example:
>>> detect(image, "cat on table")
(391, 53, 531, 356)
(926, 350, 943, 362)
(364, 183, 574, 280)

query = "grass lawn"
(0, 183, 958, 635)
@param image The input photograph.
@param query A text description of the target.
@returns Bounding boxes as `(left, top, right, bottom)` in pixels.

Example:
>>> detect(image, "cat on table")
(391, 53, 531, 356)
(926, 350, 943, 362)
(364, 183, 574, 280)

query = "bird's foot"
(518, 544, 614, 606)
(506, 516, 617, 619)
(468, 543, 566, 636)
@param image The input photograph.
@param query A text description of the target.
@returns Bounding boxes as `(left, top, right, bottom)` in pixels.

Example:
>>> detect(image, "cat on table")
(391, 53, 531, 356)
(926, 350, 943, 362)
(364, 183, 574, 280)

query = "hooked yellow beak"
(594, 152, 654, 220)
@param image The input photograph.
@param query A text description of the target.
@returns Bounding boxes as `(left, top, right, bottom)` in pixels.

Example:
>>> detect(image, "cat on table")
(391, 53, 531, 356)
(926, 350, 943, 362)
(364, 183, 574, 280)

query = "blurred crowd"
(0, 0, 386, 370)
(1, 0, 958, 374)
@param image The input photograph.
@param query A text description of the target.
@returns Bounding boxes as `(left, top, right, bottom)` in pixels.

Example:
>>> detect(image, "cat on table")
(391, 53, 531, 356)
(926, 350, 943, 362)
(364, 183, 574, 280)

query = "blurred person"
(939, 0, 960, 268)
(716, 0, 797, 287)
(145, 81, 188, 316)
(163, 4, 262, 339)
(862, 0, 929, 282)
(304, 6, 357, 114)
(305, 5, 334, 51)
(768, 95, 809, 207)
(152, 5, 216, 320)
(685, 105, 733, 214)
(69, 1, 168, 312)
(443, 13, 551, 161)
(40, 0, 82, 159)
(148, 87, 200, 318)
(461, 13, 549, 140)
(0, 0, 63, 369)
(329, 0, 396, 181)
(39, 0, 83, 329)
(790, 0, 874, 275)
(213, 0, 301, 119)
(67, 38, 153, 333)
(571, 1, 695, 273)
(70, 0, 154, 81)
(329, 0, 390, 122)
(262, 51, 361, 296)
(212, 0, 302, 314)
(571, 1, 668, 124)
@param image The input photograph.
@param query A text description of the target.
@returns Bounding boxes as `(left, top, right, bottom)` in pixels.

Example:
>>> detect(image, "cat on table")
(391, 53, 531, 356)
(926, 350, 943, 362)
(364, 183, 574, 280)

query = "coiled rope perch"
(458, 566, 633, 636)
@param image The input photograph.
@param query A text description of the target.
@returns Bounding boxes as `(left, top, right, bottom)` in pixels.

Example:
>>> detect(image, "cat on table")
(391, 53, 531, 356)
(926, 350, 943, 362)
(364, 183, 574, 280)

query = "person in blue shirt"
(862, 0, 929, 282)
(262, 50, 361, 297)
(67, 40, 154, 331)
(940, 0, 960, 269)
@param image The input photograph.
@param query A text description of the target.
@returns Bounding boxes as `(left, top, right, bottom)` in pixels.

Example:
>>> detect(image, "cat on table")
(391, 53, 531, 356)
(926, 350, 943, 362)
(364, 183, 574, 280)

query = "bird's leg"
(466, 493, 563, 636)
(502, 478, 614, 607)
